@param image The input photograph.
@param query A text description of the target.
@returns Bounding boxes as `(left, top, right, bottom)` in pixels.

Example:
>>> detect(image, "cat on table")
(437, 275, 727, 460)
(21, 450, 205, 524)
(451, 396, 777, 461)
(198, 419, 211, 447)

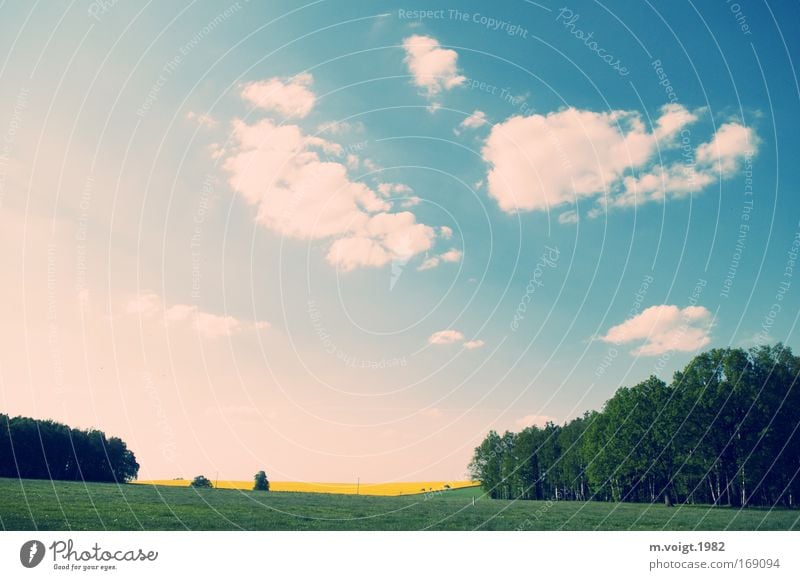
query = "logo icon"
(20, 540, 45, 568)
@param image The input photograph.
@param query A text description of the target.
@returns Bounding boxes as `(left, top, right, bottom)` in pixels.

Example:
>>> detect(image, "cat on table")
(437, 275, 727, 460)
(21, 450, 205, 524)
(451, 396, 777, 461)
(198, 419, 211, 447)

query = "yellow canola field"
(135, 480, 479, 496)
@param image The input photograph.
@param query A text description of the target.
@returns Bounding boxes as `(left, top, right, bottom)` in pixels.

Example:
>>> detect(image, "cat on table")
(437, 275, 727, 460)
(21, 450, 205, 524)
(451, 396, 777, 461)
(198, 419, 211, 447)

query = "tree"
(469, 344, 800, 509)
(253, 470, 270, 491)
(191, 475, 213, 489)
(0, 413, 139, 483)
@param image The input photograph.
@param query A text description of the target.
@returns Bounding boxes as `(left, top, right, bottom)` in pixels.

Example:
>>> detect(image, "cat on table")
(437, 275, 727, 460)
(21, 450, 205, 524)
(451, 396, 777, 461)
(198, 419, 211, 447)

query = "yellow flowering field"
(135, 479, 479, 496)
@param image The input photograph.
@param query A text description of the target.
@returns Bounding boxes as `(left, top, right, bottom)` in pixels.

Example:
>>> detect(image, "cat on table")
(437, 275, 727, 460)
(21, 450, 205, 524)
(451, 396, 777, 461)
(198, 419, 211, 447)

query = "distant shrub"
(191, 475, 213, 489)
(253, 470, 270, 491)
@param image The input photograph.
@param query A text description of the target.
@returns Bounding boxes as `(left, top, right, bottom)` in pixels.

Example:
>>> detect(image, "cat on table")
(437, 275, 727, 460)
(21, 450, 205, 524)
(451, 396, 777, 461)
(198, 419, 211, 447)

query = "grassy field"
(0, 478, 797, 531)
(135, 479, 479, 496)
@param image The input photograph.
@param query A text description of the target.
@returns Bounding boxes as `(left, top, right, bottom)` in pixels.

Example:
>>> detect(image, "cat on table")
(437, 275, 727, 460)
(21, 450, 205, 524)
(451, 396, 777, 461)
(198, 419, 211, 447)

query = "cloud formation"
(126, 292, 263, 339)
(221, 100, 441, 271)
(601, 304, 713, 356)
(482, 104, 757, 216)
(241, 73, 316, 118)
(455, 110, 488, 134)
(428, 329, 465, 345)
(402, 35, 465, 97)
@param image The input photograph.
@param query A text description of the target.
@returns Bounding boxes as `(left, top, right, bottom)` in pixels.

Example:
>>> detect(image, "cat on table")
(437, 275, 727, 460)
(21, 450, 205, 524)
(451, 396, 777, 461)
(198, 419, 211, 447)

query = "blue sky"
(0, 0, 798, 481)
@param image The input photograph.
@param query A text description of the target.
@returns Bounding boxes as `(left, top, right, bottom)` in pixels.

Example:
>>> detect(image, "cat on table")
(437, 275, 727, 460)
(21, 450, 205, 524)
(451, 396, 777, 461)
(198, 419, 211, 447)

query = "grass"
(0, 478, 797, 531)
(135, 479, 480, 496)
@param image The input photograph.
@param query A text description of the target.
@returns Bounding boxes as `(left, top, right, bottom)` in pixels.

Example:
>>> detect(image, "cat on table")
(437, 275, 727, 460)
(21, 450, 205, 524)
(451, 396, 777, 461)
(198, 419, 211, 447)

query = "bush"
(190, 475, 213, 489)
(253, 470, 270, 491)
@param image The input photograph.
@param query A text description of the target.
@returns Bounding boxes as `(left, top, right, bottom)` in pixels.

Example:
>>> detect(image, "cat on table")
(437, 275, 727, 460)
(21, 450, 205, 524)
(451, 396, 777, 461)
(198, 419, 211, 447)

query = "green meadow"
(1, 478, 797, 531)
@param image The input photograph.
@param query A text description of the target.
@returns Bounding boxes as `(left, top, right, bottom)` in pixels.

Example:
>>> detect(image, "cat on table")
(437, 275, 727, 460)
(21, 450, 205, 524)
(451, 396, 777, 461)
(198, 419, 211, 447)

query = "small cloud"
(439, 249, 462, 263)
(455, 109, 488, 135)
(241, 72, 316, 118)
(463, 339, 485, 350)
(601, 304, 713, 356)
(558, 210, 579, 224)
(378, 182, 414, 197)
(400, 196, 422, 208)
(186, 111, 218, 129)
(416, 248, 461, 271)
(417, 256, 440, 271)
(317, 120, 364, 135)
(403, 35, 465, 98)
(428, 329, 464, 345)
(125, 292, 266, 340)
(439, 226, 453, 239)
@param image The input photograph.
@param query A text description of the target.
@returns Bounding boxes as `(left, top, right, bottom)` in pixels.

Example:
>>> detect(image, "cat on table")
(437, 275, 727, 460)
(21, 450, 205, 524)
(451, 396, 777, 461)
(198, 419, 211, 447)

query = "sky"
(0, 0, 798, 482)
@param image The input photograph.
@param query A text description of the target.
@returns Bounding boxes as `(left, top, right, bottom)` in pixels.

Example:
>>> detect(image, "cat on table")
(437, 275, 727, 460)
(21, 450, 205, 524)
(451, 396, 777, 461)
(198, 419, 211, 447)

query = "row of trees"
(0, 414, 139, 483)
(469, 344, 800, 507)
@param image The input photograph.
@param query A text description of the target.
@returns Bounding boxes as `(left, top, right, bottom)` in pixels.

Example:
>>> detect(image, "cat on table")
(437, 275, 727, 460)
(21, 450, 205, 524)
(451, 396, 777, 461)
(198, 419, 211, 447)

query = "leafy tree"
(253, 470, 270, 491)
(191, 475, 213, 489)
(470, 344, 800, 508)
(0, 414, 139, 482)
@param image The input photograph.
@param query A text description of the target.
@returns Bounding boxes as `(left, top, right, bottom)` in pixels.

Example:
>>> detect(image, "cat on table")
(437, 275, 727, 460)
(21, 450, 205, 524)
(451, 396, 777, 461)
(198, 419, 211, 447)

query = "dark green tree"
(253, 470, 270, 491)
(191, 475, 213, 488)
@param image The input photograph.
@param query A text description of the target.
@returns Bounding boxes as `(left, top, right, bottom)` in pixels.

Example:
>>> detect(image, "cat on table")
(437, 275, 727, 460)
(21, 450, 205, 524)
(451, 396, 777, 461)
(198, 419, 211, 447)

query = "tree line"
(469, 344, 800, 508)
(0, 414, 139, 483)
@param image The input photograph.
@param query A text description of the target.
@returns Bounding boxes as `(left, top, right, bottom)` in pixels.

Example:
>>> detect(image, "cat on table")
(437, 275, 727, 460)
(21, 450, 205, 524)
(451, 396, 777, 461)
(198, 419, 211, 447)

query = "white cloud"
(399, 196, 422, 208)
(377, 182, 414, 197)
(327, 212, 436, 271)
(317, 120, 364, 135)
(558, 209, 579, 224)
(241, 72, 316, 118)
(463, 339, 485, 350)
(417, 256, 440, 271)
(439, 249, 462, 263)
(696, 122, 757, 176)
(428, 329, 465, 345)
(222, 117, 441, 271)
(482, 104, 756, 216)
(186, 111, 218, 129)
(456, 109, 488, 134)
(402, 35, 465, 97)
(439, 226, 453, 239)
(601, 304, 713, 356)
(416, 248, 461, 271)
(125, 293, 259, 339)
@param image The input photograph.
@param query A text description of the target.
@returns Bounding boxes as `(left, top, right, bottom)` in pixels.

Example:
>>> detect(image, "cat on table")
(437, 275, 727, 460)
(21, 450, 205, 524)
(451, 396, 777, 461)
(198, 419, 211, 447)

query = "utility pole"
(356, 477, 360, 495)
